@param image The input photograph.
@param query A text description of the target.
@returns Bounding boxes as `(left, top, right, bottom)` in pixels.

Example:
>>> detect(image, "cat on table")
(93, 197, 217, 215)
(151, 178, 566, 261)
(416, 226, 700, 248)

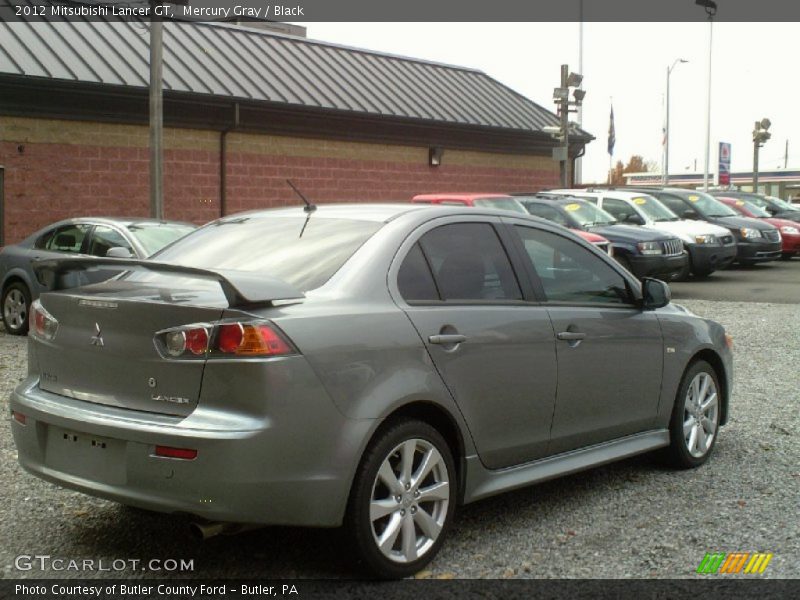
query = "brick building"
(0, 20, 592, 245)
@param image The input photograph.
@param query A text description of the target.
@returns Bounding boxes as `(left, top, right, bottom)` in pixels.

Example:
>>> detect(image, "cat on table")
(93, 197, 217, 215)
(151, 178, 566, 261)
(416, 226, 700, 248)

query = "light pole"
(552, 65, 584, 188)
(696, 0, 717, 191)
(663, 58, 687, 185)
(753, 118, 772, 191)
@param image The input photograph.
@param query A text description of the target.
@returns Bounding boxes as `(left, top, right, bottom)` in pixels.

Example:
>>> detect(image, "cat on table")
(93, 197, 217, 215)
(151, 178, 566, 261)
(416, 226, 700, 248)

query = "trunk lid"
(35, 281, 227, 417)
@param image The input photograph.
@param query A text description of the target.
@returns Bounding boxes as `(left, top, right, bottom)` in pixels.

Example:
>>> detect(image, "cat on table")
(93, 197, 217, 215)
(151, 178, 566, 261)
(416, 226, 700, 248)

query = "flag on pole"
(607, 105, 616, 156)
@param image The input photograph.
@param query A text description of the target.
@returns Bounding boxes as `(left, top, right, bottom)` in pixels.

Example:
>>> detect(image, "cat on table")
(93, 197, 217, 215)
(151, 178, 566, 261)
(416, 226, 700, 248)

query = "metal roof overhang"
(0, 74, 593, 156)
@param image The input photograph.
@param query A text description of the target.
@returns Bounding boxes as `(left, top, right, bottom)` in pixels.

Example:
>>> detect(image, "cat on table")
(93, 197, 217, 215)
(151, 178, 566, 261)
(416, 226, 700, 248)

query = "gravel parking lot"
(1, 297, 798, 580)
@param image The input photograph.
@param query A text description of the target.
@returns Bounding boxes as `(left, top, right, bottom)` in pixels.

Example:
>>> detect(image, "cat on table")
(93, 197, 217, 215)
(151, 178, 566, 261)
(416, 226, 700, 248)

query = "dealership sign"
(719, 142, 732, 186)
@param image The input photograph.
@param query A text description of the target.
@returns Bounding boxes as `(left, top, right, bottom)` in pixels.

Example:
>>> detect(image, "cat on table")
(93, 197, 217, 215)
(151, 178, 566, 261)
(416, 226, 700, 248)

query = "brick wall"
(0, 116, 559, 244)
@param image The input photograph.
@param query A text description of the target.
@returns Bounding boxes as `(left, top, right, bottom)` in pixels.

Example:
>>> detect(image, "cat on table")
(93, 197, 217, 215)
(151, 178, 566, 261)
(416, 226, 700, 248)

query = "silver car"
(9, 204, 732, 578)
(1, 217, 196, 335)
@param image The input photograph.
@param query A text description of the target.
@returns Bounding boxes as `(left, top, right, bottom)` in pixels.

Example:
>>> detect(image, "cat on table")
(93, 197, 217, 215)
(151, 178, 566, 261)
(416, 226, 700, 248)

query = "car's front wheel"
(346, 419, 456, 579)
(664, 360, 721, 468)
(2, 282, 31, 335)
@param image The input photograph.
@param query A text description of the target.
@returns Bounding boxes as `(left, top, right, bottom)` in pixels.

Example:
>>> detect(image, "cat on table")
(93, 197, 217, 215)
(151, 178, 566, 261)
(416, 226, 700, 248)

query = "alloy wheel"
(683, 372, 719, 458)
(369, 438, 450, 564)
(3, 288, 28, 330)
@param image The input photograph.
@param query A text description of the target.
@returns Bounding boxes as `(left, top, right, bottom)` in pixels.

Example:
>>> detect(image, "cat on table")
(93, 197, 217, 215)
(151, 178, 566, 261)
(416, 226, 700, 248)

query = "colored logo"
(697, 552, 773, 574)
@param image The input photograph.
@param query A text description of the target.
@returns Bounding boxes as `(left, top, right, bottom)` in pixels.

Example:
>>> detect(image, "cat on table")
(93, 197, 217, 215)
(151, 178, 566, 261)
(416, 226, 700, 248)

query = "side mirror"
(106, 246, 134, 258)
(642, 277, 671, 310)
(766, 207, 778, 215)
(624, 213, 645, 225)
(682, 209, 698, 220)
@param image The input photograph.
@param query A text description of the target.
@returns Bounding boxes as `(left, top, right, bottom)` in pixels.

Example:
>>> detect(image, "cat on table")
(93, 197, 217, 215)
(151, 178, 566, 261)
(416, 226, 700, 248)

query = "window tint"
(37, 224, 91, 253)
(656, 194, 688, 216)
(153, 217, 382, 292)
(515, 226, 632, 305)
(524, 203, 570, 227)
(418, 223, 522, 301)
(397, 243, 439, 301)
(88, 225, 133, 257)
(601, 198, 633, 221)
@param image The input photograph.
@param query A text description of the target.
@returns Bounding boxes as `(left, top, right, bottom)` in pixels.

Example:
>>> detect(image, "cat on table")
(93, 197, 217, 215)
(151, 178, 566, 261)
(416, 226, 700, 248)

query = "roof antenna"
(286, 179, 317, 213)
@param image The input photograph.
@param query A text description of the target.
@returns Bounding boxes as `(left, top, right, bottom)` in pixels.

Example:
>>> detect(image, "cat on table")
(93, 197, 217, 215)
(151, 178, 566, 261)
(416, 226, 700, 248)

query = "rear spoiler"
(32, 257, 304, 308)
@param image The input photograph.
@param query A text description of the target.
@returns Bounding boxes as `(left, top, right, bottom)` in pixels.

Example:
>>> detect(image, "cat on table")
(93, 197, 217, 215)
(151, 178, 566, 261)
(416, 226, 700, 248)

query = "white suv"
(546, 189, 738, 278)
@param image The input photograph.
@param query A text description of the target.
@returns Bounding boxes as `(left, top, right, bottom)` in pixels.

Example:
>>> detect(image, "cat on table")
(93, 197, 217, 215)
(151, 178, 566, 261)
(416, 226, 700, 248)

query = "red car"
(411, 193, 613, 256)
(718, 196, 800, 259)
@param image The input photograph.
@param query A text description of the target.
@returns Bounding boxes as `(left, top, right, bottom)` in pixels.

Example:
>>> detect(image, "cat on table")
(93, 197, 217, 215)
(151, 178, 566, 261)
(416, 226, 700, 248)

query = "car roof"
(412, 193, 514, 202)
(210, 202, 537, 224)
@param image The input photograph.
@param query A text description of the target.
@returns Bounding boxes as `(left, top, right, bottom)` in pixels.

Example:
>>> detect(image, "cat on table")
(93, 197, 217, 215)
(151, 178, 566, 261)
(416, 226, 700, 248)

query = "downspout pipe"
(220, 103, 240, 218)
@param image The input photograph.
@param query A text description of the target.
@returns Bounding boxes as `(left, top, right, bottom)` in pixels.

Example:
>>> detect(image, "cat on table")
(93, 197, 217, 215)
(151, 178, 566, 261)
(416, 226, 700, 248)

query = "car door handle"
(429, 334, 467, 345)
(557, 331, 586, 341)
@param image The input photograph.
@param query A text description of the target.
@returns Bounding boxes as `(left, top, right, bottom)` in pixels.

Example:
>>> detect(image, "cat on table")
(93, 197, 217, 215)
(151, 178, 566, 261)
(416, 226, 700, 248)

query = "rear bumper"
(9, 378, 372, 527)
(735, 240, 782, 264)
(687, 243, 737, 274)
(627, 252, 688, 279)
(781, 233, 800, 255)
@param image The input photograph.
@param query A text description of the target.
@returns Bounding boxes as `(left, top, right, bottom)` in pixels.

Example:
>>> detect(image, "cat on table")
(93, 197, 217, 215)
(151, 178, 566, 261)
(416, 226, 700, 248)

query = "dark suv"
(515, 195, 687, 280)
(709, 191, 800, 223)
(625, 188, 782, 265)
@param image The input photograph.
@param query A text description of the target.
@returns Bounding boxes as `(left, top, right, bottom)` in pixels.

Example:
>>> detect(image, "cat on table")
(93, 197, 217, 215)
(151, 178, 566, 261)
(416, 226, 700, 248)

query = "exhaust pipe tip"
(189, 521, 226, 541)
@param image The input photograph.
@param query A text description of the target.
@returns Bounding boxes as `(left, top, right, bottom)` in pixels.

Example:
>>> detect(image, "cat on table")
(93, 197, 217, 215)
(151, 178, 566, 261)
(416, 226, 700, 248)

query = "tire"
(780, 253, 794, 261)
(2, 282, 31, 336)
(663, 360, 721, 469)
(616, 254, 635, 277)
(346, 419, 456, 579)
(673, 258, 692, 281)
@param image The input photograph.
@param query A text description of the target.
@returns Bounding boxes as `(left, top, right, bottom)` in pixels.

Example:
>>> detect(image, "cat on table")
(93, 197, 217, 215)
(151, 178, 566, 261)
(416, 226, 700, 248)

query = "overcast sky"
(300, 22, 797, 184)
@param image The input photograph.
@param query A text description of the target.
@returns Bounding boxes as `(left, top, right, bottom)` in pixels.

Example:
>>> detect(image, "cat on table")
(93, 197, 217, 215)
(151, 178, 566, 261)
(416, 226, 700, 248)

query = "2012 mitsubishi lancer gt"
(9, 203, 733, 579)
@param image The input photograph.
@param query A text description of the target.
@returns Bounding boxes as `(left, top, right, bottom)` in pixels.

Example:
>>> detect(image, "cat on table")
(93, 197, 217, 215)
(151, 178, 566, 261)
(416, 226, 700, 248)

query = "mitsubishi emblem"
(90, 323, 105, 347)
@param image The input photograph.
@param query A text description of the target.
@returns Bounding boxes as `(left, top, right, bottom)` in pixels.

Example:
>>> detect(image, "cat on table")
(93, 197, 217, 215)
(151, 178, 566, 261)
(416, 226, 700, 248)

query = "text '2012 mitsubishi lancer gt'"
(10, 203, 733, 578)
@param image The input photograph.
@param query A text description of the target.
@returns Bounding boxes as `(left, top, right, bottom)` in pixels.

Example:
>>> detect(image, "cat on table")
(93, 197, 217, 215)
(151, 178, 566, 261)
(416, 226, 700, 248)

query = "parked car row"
(413, 188, 792, 282)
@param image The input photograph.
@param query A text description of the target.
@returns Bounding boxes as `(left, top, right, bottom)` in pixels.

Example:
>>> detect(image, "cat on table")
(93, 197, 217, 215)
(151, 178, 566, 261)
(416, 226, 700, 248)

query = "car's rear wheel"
(2, 282, 31, 336)
(346, 419, 456, 579)
(664, 360, 721, 468)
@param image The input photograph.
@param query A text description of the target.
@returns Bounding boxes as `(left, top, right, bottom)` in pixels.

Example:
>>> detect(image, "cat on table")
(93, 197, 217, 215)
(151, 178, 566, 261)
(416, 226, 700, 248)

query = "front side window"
(87, 225, 134, 257)
(515, 225, 632, 305)
(417, 223, 522, 301)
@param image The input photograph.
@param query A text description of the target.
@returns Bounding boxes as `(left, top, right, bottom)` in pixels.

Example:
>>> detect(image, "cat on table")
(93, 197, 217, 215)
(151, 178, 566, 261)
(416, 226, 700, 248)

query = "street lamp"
(696, 0, 717, 191)
(753, 118, 772, 190)
(551, 64, 585, 188)
(663, 58, 688, 185)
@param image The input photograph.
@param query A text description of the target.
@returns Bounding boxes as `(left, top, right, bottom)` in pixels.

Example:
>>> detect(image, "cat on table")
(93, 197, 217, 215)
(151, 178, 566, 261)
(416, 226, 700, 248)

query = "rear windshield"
(153, 216, 382, 292)
(127, 222, 196, 256)
(472, 198, 529, 214)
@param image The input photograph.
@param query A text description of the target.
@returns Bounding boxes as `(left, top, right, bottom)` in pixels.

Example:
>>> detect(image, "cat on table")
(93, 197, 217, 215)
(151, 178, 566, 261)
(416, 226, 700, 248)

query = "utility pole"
(149, 0, 164, 220)
(560, 65, 570, 188)
(550, 65, 584, 188)
(663, 59, 687, 185)
(575, 0, 584, 185)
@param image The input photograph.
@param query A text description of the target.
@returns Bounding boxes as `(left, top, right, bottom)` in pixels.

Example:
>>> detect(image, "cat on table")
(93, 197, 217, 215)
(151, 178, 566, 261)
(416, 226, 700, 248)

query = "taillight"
(155, 321, 295, 359)
(11, 411, 27, 425)
(155, 445, 197, 460)
(29, 300, 59, 341)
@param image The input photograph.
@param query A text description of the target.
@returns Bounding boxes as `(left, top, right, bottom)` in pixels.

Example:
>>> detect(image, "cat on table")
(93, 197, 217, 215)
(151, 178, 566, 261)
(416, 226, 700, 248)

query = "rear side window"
(417, 223, 522, 301)
(35, 224, 91, 253)
(397, 243, 438, 301)
(601, 198, 633, 221)
(524, 203, 570, 227)
(154, 217, 382, 292)
(656, 194, 689, 216)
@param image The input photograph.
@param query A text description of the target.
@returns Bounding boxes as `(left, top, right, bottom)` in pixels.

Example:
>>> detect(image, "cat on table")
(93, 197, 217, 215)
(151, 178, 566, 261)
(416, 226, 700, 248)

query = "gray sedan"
(9, 204, 732, 578)
(1, 217, 195, 334)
